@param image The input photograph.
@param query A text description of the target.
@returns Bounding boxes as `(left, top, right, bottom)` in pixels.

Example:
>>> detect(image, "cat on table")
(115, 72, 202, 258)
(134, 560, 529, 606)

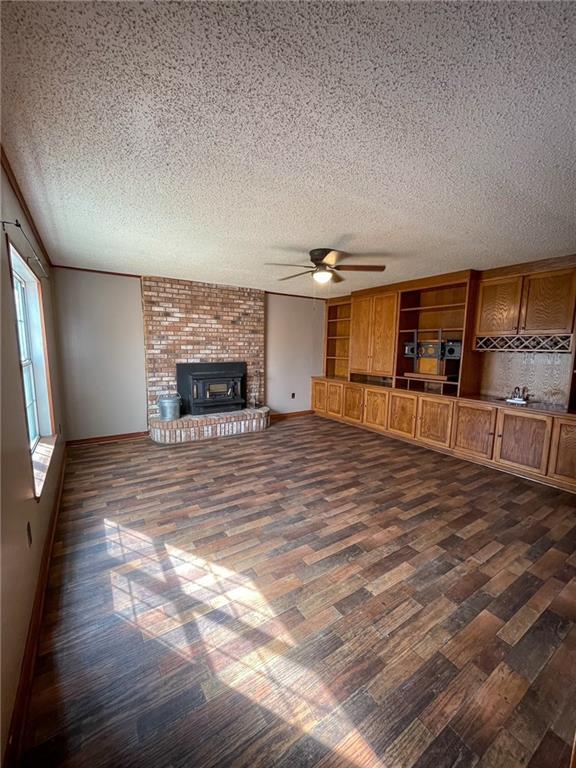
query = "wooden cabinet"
(350, 292, 397, 375)
(475, 269, 576, 337)
(342, 384, 364, 423)
(452, 402, 497, 460)
(494, 409, 553, 475)
(326, 382, 343, 417)
(311, 380, 327, 412)
(416, 395, 454, 448)
(349, 297, 373, 372)
(371, 293, 398, 375)
(519, 269, 576, 334)
(388, 392, 417, 438)
(548, 417, 576, 485)
(475, 276, 523, 336)
(364, 388, 389, 431)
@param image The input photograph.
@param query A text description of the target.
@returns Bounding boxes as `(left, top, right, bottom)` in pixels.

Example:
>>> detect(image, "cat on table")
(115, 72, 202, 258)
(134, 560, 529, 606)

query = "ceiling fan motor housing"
(309, 248, 334, 264)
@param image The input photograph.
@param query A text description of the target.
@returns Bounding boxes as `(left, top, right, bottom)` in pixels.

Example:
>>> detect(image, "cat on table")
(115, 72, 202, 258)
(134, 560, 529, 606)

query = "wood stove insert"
(176, 362, 247, 415)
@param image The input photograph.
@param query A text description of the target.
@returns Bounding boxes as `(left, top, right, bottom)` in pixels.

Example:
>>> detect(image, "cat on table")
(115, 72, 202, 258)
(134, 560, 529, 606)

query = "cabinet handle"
(488, 432, 495, 436)
(497, 434, 503, 438)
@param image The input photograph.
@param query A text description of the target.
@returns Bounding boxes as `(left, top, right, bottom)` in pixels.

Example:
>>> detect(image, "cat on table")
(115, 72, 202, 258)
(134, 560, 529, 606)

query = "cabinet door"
(494, 410, 553, 475)
(364, 388, 389, 431)
(349, 297, 373, 372)
(342, 384, 364, 423)
(475, 277, 523, 336)
(371, 293, 398, 376)
(548, 418, 576, 485)
(519, 269, 576, 335)
(311, 380, 327, 412)
(452, 402, 497, 460)
(326, 382, 343, 417)
(416, 396, 454, 448)
(388, 392, 417, 438)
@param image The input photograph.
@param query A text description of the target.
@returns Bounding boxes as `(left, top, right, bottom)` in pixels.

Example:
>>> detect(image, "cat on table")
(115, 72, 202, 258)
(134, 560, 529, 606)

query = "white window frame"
(9, 242, 54, 451)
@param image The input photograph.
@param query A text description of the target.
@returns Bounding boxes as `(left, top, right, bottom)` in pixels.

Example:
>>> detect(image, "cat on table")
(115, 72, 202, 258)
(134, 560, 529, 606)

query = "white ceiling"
(2, 1, 575, 297)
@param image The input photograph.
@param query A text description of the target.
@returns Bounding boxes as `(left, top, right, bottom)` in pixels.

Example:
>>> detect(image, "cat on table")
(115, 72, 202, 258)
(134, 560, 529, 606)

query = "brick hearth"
(149, 407, 270, 443)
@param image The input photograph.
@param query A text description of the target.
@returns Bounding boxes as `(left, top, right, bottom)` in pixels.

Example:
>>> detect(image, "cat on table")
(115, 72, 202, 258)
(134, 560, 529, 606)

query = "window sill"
(32, 435, 57, 498)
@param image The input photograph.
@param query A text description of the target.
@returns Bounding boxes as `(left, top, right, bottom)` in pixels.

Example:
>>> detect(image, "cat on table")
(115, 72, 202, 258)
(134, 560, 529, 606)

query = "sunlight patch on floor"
(104, 518, 386, 767)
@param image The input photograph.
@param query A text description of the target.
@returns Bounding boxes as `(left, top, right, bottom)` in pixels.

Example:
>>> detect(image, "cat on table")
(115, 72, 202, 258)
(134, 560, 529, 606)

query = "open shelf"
(400, 303, 466, 312)
(395, 280, 469, 394)
(325, 298, 352, 379)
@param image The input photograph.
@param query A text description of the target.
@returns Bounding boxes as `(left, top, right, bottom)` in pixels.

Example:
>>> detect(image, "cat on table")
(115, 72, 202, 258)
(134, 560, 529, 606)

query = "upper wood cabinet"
(349, 297, 373, 371)
(371, 293, 398, 375)
(475, 268, 576, 337)
(519, 269, 576, 334)
(350, 292, 398, 375)
(452, 402, 497, 460)
(494, 409, 553, 475)
(342, 384, 364, 423)
(475, 276, 523, 336)
(416, 395, 454, 448)
(311, 380, 327, 412)
(548, 417, 576, 485)
(388, 391, 417, 438)
(326, 382, 343, 417)
(364, 388, 389, 432)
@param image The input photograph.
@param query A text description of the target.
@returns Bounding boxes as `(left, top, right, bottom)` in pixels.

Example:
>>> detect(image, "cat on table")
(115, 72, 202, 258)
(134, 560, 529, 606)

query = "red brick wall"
(141, 276, 265, 419)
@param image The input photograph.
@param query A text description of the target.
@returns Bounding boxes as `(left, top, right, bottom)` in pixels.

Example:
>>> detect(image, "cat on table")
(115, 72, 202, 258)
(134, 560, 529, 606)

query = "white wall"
(265, 293, 325, 412)
(54, 269, 148, 440)
(1, 169, 65, 759)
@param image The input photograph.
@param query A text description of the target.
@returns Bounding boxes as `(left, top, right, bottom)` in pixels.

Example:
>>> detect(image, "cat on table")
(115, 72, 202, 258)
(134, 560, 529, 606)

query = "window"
(10, 243, 54, 455)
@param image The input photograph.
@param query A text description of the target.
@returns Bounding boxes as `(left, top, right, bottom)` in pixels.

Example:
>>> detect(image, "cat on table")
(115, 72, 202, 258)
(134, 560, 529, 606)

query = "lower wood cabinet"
(548, 417, 576, 484)
(342, 384, 364, 422)
(494, 409, 553, 475)
(452, 402, 497, 460)
(388, 392, 417, 438)
(326, 382, 343, 416)
(417, 395, 453, 448)
(364, 388, 389, 431)
(311, 377, 575, 493)
(312, 380, 327, 412)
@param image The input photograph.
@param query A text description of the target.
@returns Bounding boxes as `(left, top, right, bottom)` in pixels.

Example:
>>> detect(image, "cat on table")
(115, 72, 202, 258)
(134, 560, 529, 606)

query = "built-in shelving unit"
(395, 281, 468, 396)
(325, 298, 351, 378)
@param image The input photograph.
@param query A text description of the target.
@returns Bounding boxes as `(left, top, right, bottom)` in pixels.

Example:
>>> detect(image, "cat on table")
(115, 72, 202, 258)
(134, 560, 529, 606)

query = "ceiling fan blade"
(277, 270, 315, 281)
(330, 270, 345, 283)
(334, 264, 386, 272)
(266, 262, 311, 268)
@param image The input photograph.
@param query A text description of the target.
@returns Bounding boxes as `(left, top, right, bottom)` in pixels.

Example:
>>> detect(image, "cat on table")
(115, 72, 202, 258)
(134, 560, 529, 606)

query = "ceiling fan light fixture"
(313, 267, 333, 284)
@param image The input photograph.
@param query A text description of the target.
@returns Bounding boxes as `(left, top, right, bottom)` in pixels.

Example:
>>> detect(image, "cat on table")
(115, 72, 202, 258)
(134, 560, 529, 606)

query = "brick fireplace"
(141, 276, 265, 420)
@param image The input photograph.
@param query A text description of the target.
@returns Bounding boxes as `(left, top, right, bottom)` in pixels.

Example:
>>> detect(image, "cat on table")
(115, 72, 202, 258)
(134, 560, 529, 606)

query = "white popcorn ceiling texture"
(1, 1, 575, 296)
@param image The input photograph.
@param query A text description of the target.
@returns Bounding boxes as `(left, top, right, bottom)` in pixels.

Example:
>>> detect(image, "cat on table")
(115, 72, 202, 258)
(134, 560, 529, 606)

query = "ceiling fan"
(267, 248, 386, 284)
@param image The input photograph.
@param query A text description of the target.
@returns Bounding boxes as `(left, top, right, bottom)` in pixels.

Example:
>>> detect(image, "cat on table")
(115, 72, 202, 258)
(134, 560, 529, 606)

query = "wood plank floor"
(22, 416, 576, 768)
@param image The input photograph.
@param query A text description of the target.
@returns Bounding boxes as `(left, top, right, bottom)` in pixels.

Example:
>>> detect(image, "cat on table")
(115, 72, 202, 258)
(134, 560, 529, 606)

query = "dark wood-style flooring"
(22, 416, 576, 767)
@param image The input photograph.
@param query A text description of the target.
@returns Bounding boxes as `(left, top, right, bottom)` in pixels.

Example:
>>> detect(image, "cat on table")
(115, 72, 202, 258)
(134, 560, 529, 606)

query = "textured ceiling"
(2, 1, 575, 296)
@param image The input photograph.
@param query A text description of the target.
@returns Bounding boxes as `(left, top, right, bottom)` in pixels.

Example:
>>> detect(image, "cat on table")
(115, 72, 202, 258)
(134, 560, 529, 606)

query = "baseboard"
(67, 430, 149, 447)
(4, 447, 67, 768)
(269, 410, 314, 423)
